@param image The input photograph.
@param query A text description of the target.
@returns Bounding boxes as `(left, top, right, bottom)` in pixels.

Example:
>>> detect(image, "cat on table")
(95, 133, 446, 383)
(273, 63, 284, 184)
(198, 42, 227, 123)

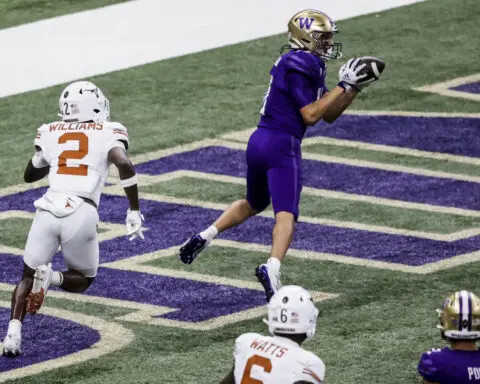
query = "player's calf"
(59, 270, 95, 293)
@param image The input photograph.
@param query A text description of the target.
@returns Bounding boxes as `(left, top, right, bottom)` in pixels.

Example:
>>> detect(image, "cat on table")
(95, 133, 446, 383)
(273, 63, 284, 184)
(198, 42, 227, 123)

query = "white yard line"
(302, 136, 480, 167)
(103, 178, 480, 241)
(301, 152, 480, 183)
(414, 73, 480, 102)
(131, 169, 480, 218)
(211, 239, 480, 274)
(0, 0, 424, 98)
(216, 139, 480, 183)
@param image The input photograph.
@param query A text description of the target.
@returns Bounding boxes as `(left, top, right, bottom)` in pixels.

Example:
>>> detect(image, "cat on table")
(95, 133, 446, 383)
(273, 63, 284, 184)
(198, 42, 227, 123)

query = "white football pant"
(24, 203, 99, 277)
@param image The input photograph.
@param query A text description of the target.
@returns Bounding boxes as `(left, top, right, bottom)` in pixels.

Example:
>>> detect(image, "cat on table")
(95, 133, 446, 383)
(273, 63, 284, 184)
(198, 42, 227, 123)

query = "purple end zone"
(0, 308, 100, 372)
(306, 115, 480, 158)
(0, 253, 264, 323)
(134, 146, 480, 211)
(451, 82, 480, 95)
(2, 190, 480, 268)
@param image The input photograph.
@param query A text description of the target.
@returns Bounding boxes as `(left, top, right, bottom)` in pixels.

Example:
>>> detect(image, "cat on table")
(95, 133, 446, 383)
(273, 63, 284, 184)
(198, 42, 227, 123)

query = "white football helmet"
(58, 81, 110, 123)
(264, 285, 319, 340)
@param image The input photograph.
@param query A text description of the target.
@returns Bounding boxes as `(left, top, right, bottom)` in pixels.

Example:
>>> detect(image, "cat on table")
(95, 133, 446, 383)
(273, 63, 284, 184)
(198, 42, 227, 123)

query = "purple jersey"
(258, 50, 328, 140)
(418, 347, 480, 383)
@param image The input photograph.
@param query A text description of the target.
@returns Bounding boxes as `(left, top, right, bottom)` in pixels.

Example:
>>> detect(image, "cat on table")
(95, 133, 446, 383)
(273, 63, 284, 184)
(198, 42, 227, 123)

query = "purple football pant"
(246, 128, 302, 221)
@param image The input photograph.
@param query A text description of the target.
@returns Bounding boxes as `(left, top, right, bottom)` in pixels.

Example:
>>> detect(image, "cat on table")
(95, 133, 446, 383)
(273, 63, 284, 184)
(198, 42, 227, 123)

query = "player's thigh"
(268, 160, 302, 221)
(24, 210, 61, 269)
(60, 204, 99, 278)
(246, 164, 270, 212)
(246, 137, 270, 211)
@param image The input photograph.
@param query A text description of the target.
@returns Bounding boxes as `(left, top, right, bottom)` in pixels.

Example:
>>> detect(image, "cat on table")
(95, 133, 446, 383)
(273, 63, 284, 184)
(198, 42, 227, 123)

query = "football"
(357, 56, 386, 86)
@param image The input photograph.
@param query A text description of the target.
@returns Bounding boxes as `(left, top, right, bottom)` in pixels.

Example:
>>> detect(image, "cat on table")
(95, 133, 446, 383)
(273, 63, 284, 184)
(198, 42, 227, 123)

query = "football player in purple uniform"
(179, 9, 376, 302)
(418, 290, 480, 384)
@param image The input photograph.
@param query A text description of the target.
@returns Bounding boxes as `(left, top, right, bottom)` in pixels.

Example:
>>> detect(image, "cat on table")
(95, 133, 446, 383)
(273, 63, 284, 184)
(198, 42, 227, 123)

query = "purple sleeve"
(418, 351, 442, 383)
(285, 71, 317, 109)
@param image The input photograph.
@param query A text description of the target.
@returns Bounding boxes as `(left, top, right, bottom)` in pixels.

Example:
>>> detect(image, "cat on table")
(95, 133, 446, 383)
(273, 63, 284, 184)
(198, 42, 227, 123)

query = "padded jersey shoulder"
(283, 50, 325, 79)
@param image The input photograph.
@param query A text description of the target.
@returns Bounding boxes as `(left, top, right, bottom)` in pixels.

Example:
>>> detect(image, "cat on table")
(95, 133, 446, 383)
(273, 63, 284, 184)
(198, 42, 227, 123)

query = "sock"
(51, 271, 63, 287)
(199, 225, 219, 242)
(267, 257, 281, 274)
(7, 319, 22, 337)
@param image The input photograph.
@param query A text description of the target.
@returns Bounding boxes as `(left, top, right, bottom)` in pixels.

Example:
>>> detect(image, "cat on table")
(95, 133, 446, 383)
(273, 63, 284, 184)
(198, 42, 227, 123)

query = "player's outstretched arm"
(108, 146, 139, 210)
(24, 148, 49, 183)
(108, 146, 145, 240)
(219, 366, 235, 384)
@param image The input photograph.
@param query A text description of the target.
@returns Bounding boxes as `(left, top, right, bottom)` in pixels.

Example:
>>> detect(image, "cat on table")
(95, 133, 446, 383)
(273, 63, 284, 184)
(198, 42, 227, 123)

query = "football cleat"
(26, 263, 53, 314)
(179, 235, 208, 264)
(255, 264, 282, 303)
(2, 333, 21, 357)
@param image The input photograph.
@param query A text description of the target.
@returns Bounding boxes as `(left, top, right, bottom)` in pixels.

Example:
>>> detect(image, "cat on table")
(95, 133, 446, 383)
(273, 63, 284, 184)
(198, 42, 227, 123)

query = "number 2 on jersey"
(57, 132, 89, 176)
(241, 355, 272, 384)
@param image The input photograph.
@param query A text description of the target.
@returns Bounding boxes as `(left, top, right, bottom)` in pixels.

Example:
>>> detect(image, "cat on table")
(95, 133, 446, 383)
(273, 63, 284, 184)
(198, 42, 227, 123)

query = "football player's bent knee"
(275, 211, 295, 222)
(246, 198, 269, 214)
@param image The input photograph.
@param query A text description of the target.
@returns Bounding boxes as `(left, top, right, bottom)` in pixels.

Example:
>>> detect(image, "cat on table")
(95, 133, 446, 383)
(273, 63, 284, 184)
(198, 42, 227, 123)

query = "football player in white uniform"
(2, 81, 144, 357)
(220, 285, 325, 384)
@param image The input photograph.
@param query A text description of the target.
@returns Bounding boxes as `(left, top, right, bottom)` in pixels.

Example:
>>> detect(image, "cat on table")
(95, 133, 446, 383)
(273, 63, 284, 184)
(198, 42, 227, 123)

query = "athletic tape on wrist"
(120, 175, 138, 188)
(337, 81, 355, 93)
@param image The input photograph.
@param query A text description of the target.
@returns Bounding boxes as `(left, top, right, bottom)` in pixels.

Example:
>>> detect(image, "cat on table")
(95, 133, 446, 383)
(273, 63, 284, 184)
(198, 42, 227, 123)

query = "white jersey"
(34, 121, 129, 206)
(233, 333, 325, 384)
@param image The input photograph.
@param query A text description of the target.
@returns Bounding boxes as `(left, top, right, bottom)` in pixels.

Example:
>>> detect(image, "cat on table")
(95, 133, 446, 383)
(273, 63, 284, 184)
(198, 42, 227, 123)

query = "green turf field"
(0, 0, 127, 29)
(1, 0, 479, 383)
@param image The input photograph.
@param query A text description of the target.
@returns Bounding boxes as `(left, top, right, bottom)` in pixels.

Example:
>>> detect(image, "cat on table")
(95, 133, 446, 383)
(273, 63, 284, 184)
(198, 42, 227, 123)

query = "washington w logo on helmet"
(298, 17, 314, 30)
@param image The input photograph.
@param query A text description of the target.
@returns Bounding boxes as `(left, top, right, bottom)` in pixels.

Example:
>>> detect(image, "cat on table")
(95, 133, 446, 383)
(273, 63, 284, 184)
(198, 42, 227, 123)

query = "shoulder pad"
(418, 350, 442, 382)
(105, 122, 128, 133)
(105, 122, 129, 149)
(235, 332, 260, 347)
(300, 353, 325, 383)
(284, 51, 323, 78)
(234, 333, 260, 357)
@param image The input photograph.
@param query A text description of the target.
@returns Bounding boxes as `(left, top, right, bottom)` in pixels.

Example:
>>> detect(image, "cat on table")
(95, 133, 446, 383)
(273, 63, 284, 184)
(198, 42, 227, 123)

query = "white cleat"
(2, 333, 21, 357)
(26, 263, 53, 314)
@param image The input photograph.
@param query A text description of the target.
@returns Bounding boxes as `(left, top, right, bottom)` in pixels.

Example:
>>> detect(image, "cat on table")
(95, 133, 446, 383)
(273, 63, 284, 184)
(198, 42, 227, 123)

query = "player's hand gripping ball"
(354, 56, 386, 89)
(339, 56, 385, 91)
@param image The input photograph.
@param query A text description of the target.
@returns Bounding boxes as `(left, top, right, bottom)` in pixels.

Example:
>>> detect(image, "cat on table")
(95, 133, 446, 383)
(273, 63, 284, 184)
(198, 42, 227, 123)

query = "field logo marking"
(0, 299, 133, 382)
(414, 73, 480, 102)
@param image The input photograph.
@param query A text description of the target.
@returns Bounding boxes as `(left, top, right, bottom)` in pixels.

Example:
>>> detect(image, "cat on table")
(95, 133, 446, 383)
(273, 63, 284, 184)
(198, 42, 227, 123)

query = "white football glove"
(126, 209, 145, 241)
(338, 58, 368, 91)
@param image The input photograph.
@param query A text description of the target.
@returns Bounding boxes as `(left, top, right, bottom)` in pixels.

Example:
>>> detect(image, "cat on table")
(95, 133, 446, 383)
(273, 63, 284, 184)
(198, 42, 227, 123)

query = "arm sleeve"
(418, 351, 442, 383)
(285, 71, 318, 109)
